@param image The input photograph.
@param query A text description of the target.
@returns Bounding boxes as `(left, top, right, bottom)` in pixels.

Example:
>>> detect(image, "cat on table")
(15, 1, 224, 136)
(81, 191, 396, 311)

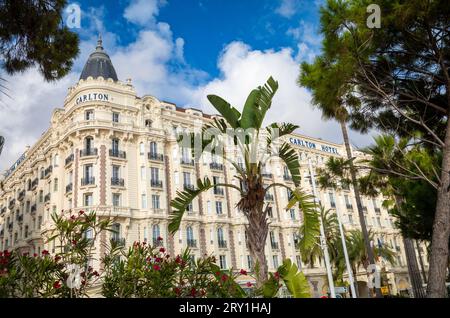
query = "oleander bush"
(0, 211, 311, 298)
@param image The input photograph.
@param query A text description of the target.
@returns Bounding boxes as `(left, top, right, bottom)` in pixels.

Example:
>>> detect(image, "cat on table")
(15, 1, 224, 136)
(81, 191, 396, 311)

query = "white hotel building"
(0, 39, 426, 297)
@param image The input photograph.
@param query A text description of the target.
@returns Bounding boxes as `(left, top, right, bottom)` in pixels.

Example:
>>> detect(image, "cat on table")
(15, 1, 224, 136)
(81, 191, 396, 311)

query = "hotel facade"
(0, 39, 426, 297)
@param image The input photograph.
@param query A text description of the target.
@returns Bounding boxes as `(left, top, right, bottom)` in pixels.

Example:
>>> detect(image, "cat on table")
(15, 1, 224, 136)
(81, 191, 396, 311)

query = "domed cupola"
(79, 36, 118, 81)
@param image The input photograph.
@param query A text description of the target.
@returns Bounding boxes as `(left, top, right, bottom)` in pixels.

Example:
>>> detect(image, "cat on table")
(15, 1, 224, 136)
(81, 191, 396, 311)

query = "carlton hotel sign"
(289, 137, 339, 155)
(75, 92, 110, 105)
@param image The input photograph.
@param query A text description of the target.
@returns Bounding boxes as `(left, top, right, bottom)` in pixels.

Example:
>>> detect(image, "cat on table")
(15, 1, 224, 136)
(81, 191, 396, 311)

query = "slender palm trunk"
(426, 115, 450, 298)
(339, 120, 382, 298)
(416, 240, 427, 285)
(246, 206, 269, 287)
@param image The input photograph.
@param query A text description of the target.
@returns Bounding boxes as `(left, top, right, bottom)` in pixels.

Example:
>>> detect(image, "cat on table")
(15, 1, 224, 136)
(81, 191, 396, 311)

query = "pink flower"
(70, 215, 76, 220)
(42, 250, 49, 256)
(155, 257, 163, 263)
(159, 247, 165, 253)
(53, 281, 62, 289)
(221, 274, 228, 282)
(78, 210, 85, 215)
(246, 282, 253, 287)
(157, 236, 163, 241)
(153, 264, 161, 271)
(239, 269, 247, 275)
(274, 272, 280, 280)
(190, 288, 197, 297)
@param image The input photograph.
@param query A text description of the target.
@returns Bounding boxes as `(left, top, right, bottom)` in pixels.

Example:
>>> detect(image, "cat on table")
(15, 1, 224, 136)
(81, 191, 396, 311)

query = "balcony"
(44, 193, 51, 203)
(148, 152, 164, 162)
(150, 179, 163, 188)
(43, 166, 53, 179)
(262, 173, 273, 179)
(9, 199, 15, 209)
(210, 162, 224, 171)
(66, 183, 73, 193)
(80, 148, 98, 157)
(109, 149, 126, 159)
(31, 178, 39, 190)
(81, 177, 95, 186)
(180, 158, 195, 166)
(283, 175, 293, 181)
(17, 214, 23, 223)
(346, 204, 353, 210)
(264, 193, 274, 201)
(65, 154, 74, 166)
(218, 240, 228, 248)
(30, 204, 37, 214)
(111, 178, 124, 187)
(184, 184, 195, 191)
(187, 239, 197, 248)
(18, 190, 25, 201)
(271, 242, 279, 250)
(330, 201, 336, 208)
(213, 187, 224, 196)
(8, 222, 13, 231)
(111, 237, 126, 246)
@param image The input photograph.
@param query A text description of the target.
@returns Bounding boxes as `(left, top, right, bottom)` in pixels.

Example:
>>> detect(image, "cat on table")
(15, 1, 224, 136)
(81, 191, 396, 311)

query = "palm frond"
(277, 142, 301, 187)
(277, 259, 311, 298)
(206, 95, 241, 129)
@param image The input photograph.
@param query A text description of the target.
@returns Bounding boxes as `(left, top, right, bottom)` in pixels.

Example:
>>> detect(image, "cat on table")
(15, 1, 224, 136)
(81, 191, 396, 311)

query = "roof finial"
(96, 34, 103, 50)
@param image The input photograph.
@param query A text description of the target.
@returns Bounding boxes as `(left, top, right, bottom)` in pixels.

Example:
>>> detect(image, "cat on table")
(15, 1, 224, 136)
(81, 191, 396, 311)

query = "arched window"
(152, 224, 160, 245)
(145, 119, 152, 127)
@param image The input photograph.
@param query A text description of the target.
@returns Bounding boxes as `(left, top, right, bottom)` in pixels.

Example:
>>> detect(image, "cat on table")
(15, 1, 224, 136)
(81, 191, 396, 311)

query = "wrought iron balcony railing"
(218, 240, 227, 248)
(81, 177, 95, 186)
(80, 148, 98, 157)
(66, 183, 73, 193)
(148, 152, 164, 161)
(180, 158, 195, 166)
(111, 178, 125, 187)
(65, 154, 74, 165)
(210, 162, 224, 171)
(151, 179, 163, 188)
(187, 239, 197, 248)
(109, 149, 126, 159)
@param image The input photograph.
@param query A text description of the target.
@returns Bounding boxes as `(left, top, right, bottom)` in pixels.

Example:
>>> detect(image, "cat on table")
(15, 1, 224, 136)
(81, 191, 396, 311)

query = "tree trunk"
(403, 237, 425, 298)
(339, 120, 382, 298)
(416, 240, 427, 284)
(426, 117, 450, 298)
(246, 206, 269, 288)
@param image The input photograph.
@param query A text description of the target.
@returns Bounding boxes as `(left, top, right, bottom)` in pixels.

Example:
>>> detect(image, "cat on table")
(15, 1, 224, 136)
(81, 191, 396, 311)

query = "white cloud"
(123, 0, 166, 26)
(275, 0, 299, 18)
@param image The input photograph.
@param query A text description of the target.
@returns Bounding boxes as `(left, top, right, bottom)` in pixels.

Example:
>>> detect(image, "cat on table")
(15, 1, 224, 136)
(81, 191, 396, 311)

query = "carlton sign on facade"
(75, 92, 110, 105)
(289, 137, 339, 155)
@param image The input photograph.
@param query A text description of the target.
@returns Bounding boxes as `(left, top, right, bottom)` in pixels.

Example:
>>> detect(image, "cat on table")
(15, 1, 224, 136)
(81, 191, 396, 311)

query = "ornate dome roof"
(79, 37, 118, 81)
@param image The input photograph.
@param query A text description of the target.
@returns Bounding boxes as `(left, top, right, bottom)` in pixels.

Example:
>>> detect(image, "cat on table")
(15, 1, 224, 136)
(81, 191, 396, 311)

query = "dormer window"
(85, 110, 94, 121)
(145, 119, 152, 127)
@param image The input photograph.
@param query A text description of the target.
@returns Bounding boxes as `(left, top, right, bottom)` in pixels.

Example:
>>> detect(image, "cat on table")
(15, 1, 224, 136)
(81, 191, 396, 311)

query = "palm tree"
(345, 229, 396, 295)
(299, 57, 381, 297)
(362, 135, 427, 298)
(168, 77, 319, 287)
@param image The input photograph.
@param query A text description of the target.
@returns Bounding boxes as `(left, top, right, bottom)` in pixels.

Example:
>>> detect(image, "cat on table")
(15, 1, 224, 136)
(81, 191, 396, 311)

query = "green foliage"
(277, 259, 310, 298)
(101, 242, 246, 298)
(0, 0, 79, 81)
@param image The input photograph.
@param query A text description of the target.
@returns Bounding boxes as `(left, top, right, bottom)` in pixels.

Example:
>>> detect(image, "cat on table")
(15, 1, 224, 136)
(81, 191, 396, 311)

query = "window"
(145, 119, 152, 127)
(140, 166, 145, 179)
(112, 193, 121, 207)
(186, 226, 194, 244)
(247, 255, 253, 270)
(84, 164, 93, 179)
(152, 224, 160, 243)
(215, 201, 223, 215)
(296, 256, 302, 270)
(84, 193, 93, 206)
(85, 110, 94, 120)
(53, 178, 58, 191)
(273, 255, 279, 268)
(377, 217, 382, 227)
(267, 207, 273, 218)
(328, 192, 335, 208)
(348, 214, 353, 224)
(111, 138, 119, 153)
(84, 137, 93, 152)
(152, 195, 160, 209)
(150, 142, 157, 155)
(207, 201, 211, 214)
(217, 228, 224, 242)
(112, 112, 119, 123)
(112, 165, 120, 179)
(150, 167, 159, 181)
(53, 154, 59, 167)
(141, 194, 147, 209)
(290, 209, 296, 220)
(183, 172, 191, 186)
(139, 142, 145, 155)
(112, 223, 120, 241)
(219, 255, 227, 269)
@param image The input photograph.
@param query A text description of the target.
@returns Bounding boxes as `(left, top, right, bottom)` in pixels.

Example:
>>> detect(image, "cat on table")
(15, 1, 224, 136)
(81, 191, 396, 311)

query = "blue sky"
(0, 0, 375, 172)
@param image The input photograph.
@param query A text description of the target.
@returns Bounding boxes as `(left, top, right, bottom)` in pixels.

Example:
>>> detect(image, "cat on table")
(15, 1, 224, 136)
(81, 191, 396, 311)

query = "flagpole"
(332, 188, 357, 298)
(307, 158, 336, 298)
